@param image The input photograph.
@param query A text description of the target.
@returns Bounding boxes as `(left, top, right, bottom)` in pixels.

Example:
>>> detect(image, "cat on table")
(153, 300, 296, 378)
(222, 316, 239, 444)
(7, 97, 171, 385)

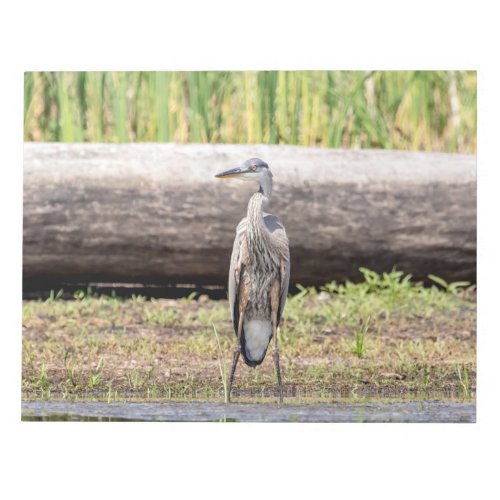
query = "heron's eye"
(250, 165, 257, 171)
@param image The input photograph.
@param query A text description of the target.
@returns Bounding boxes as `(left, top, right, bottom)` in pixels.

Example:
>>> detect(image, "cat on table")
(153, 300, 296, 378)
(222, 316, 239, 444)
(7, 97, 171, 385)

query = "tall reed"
(23, 70, 476, 153)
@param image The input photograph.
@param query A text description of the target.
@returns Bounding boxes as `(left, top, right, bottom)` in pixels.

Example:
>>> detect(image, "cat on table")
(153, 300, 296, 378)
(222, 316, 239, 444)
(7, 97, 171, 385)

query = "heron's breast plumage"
(239, 231, 281, 365)
(234, 191, 289, 366)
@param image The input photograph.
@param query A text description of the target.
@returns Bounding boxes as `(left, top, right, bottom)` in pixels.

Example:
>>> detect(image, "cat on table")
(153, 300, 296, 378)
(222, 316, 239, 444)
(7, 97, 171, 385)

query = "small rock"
(198, 294, 209, 304)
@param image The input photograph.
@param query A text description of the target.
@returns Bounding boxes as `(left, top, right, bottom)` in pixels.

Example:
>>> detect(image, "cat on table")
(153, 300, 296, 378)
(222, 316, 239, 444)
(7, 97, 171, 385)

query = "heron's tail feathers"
(240, 319, 272, 367)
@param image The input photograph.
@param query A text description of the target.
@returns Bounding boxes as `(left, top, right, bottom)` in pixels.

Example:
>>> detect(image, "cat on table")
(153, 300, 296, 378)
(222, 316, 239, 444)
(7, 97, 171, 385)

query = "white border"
(2, 1, 498, 499)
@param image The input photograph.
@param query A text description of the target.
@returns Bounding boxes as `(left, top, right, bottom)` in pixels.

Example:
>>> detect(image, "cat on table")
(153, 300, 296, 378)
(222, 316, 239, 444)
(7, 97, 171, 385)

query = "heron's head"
(215, 158, 271, 184)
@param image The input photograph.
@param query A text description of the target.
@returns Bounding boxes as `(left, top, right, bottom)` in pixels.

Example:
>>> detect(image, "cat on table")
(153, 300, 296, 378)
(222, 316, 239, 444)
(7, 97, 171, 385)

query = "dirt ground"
(22, 276, 476, 401)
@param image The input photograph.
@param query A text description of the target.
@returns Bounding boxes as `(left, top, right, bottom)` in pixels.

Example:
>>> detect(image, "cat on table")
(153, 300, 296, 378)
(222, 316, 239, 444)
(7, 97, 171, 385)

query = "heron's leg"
(270, 280, 283, 404)
(227, 286, 248, 403)
(227, 344, 240, 403)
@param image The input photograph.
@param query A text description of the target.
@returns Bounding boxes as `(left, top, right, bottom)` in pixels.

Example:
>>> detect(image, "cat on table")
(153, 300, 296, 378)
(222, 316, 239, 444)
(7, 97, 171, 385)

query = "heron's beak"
(215, 166, 247, 179)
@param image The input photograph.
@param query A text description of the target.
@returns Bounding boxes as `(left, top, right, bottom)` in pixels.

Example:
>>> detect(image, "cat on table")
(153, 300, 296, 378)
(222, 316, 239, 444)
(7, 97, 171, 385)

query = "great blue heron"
(215, 158, 290, 403)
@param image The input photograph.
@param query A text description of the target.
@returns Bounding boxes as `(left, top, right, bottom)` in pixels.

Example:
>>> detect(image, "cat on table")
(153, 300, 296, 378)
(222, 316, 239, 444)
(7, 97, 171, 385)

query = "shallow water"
(22, 399, 475, 423)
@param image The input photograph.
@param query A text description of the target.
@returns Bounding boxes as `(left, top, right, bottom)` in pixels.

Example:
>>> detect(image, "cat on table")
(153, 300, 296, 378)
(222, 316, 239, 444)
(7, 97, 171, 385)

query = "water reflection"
(22, 399, 476, 423)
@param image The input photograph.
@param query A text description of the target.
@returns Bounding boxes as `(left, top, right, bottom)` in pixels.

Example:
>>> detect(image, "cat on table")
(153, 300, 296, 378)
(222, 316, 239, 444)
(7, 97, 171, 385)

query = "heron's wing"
(264, 214, 290, 325)
(278, 255, 290, 325)
(228, 217, 247, 334)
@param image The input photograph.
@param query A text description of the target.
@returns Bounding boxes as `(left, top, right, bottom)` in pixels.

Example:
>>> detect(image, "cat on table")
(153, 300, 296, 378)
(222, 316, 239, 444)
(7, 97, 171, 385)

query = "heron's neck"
(259, 172, 273, 200)
(246, 192, 271, 252)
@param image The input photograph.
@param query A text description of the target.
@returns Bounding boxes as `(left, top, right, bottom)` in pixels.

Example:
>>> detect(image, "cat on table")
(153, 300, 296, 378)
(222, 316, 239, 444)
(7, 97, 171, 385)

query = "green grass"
(457, 364, 471, 399)
(24, 71, 476, 153)
(21, 269, 476, 401)
(353, 317, 370, 358)
(212, 323, 229, 403)
(141, 299, 178, 327)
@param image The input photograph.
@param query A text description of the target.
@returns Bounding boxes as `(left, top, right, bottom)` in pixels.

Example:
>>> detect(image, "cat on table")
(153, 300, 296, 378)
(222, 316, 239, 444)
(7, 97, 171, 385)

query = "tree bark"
(23, 143, 476, 289)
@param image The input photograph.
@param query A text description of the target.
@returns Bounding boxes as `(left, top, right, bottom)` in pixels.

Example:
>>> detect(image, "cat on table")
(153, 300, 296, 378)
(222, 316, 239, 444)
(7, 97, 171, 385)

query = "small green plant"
(87, 373, 101, 389)
(277, 321, 291, 345)
(34, 363, 50, 390)
(142, 300, 177, 327)
(124, 365, 155, 390)
(73, 286, 97, 301)
(428, 275, 473, 295)
(125, 369, 141, 390)
(104, 289, 122, 304)
(182, 291, 198, 303)
(63, 350, 79, 388)
(353, 317, 370, 358)
(457, 364, 470, 399)
(107, 381, 113, 404)
(46, 289, 63, 302)
(87, 358, 104, 389)
(212, 323, 228, 403)
(23, 344, 36, 372)
(320, 281, 339, 294)
(131, 293, 146, 303)
(422, 369, 431, 395)
(290, 284, 317, 302)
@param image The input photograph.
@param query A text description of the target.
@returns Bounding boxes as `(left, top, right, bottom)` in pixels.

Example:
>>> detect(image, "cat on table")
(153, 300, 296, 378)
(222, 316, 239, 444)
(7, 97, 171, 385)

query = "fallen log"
(23, 143, 476, 289)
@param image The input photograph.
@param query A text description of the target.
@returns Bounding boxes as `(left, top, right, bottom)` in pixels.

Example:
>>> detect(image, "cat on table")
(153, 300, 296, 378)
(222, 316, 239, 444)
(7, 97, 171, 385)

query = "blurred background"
(24, 70, 476, 153)
(23, 69, 477, 296)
